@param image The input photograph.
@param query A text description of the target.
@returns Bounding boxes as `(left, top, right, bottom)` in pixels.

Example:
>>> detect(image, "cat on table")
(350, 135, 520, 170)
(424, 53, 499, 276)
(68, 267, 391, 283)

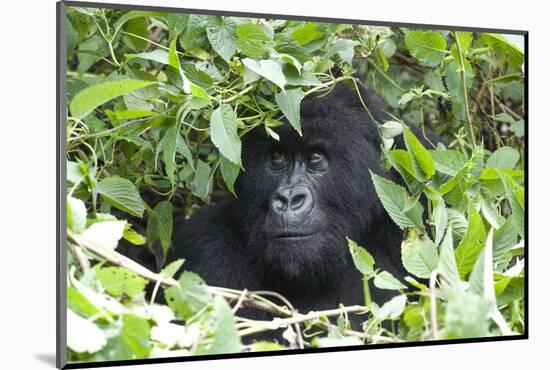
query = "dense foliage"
(65, 6, 525, 362)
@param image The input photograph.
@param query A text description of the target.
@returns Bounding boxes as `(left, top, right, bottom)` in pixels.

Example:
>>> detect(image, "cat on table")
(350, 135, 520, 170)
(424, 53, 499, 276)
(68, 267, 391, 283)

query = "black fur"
(164, 83, 414, 337)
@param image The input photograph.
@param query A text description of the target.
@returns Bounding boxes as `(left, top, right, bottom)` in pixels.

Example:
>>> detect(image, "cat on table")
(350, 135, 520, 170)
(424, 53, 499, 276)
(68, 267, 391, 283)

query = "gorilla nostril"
(290, 193, 306, 210)
(273, 194, 288, 212)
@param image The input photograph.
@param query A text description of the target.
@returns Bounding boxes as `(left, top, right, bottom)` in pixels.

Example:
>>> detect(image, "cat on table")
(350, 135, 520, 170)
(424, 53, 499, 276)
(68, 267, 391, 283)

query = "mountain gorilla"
(164, 82, 417, 334)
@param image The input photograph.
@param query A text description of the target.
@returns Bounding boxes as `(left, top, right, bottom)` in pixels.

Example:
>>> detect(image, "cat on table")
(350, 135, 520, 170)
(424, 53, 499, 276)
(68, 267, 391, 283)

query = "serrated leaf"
(96, 267, 148, 298)
(190, 160, 212, 201)
(146, 201, 173, 256)
(275, 88, 304, 135)
(403, 127, 435, 179)
(202, 296, 242, 354)
(242, 58, 286, 91)
(101, 314, 151, 360)
(70, 80, 157, 119)
(122, 226, 146, 245)
(210, 105, 241, 165)
(206, 17, 237, 62)
(67, 196, 87, 234)
(373, 271, 407, 290)
(161, 259, 185, 279)
(455, 204, 487, 279)
(370, 171, 425, 230)
(454, 31, 473, 51)
(81, 220, 126, 250)
(487, 146, 520, 170)
(96, 176, 146, 217)
(431, 149, 468, 176)
(437, 226, 460, 284)
(401, 233, 438, 279)
(164, 271, 212, 320)
(405, 31, 448, 66)
(290, 22, 325, 46)
(67, 309, 107, 353)
(374, 294, 407, 321)
(347, 238, 375, 277)
(219, 154, 240, 197)
(156, 124, 179, 185)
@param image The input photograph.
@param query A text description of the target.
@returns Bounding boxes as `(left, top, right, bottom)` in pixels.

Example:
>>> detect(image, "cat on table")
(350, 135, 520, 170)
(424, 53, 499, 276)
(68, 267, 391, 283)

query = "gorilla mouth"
(271, 231, 316, 240)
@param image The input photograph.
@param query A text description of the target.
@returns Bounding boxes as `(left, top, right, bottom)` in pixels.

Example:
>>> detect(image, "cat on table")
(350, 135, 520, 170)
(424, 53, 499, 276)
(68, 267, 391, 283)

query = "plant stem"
(453, 31, 476, 148)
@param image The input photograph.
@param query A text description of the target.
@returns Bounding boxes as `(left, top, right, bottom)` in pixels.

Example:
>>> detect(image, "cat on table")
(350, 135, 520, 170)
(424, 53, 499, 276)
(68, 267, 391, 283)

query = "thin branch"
(453, 31, 476, 148)
(67, 114, 165, 142)
(429, 269, 440, 340)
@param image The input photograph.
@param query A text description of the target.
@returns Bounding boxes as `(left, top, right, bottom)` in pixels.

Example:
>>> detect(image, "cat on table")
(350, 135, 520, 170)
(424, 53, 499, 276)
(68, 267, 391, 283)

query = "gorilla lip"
(271, 231, 315, 240)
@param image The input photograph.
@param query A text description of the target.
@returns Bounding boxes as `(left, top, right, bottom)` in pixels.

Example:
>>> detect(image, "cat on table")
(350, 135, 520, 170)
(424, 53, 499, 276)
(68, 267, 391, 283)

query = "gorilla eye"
(270, 150, 287, 167)
(307, 150, 323, 163)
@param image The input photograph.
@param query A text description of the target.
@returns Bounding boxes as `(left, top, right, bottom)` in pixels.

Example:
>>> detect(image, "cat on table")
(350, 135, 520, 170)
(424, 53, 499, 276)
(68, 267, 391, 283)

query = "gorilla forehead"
(248, 89, 382, 154)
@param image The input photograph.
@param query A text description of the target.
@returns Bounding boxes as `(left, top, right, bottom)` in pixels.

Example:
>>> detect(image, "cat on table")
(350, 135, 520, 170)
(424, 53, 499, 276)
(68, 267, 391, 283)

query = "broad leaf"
(96, 176, 146, 217)
(405, 31, 448, 66)
(275, 88, 304, 135)
(210, 105, 241, 165)
(70, 80, 157, 119)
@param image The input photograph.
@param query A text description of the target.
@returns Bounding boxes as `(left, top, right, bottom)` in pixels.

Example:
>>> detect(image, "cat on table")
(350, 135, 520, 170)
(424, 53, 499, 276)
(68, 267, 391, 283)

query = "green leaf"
(347, 238, 375, 277)
(328, 39, 359, 65)
(373, 294, 407, 321)
(291, 22, 325, 46)
(96, 176, 146, 217)
(101, 314, 151, 360)
(160, 259, 185, 279)
(383, 149, 421, 193)
(236, 23, 270, 41)
(405, 31, 448, 66)
(242, 58, 286, 91)
(441, 288, 491, 339)
(67, 287, 100, 319)
(67, 160, 85, 184)
(455, 204, 487, 279)
(370, 171, 425, 230)
(487, 146, 520, 170)
(168, 38, 191, 94)
(164, 271, 212, 320)
(373, 271, 407, 290)
(81, 220, 126, 250)
(176, 133, 195, 171)
(67, 309, 107, 354)
(146, 200, 173, 256)
(202, 296, 242, 354)
(275, 88, 304, 135)
(210, 104, 241, 165)
(122, 226, 146, 246)
(114, 10, 162, 36)
(378, 121, 403, 139)
(431, 149, 468, 176)
(500, 172, 524, 238)
(401, 232, 438, 279)
(190, 160, 212, 200)
(70, 80, 157, 119)
(431, 196, 448, 246)
(250, 342, 286, 351)
(67, 196, 87, 234)
(437, 226, 460, 284)
(156, 124, 179, 185)
(454, 31, 473, 51)
(96, 267, 148, 298)
(206, 17, 237, 62)
(219, 154, 240, 197)
(403, 127, 436, 179)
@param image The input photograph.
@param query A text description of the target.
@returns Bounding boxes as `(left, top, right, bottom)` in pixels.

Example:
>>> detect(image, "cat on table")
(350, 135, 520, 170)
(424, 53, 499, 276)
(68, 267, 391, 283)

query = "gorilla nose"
(271, 186, 313, 218)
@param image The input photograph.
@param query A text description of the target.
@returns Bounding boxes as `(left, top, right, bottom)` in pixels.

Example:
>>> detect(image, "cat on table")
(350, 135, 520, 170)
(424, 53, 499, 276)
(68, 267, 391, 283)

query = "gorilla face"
(233, 85, 387, 290)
